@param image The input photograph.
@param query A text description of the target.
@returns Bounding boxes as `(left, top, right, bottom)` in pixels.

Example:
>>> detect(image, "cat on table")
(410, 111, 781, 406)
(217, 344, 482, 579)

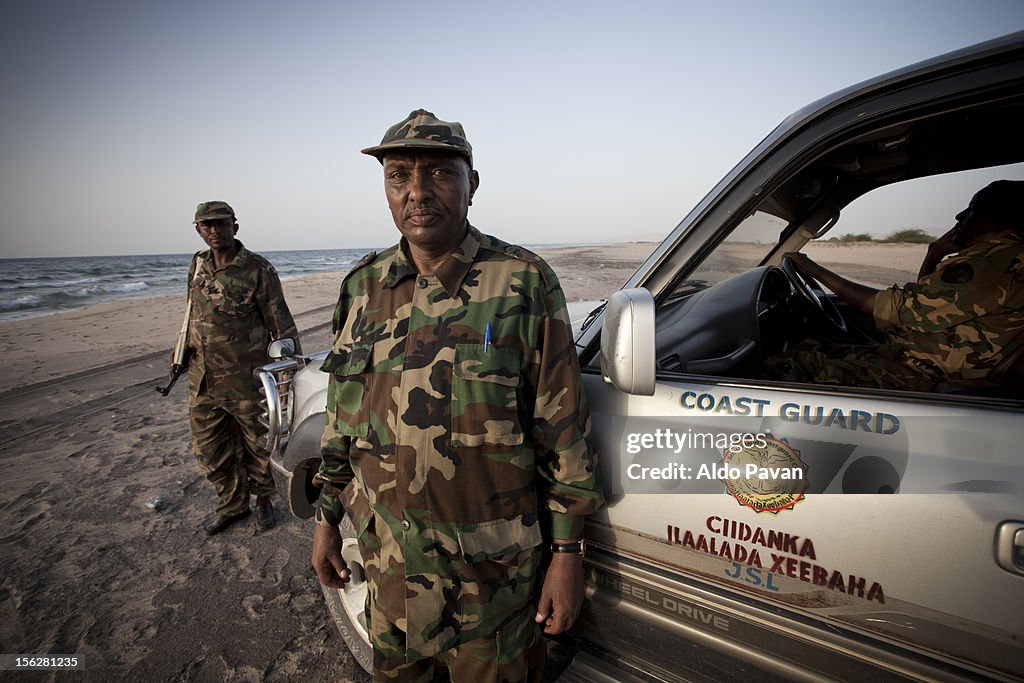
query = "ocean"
(0, 248, 369, 323)
(0, 242, 594, 323)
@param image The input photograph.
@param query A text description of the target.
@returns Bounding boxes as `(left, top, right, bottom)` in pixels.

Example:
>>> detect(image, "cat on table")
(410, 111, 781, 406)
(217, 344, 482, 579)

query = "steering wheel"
(781, 255, 848, 333)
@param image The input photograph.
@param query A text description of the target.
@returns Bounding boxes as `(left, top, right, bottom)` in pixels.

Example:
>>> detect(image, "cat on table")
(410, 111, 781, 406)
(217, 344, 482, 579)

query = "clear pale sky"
(1, 0, 1022, 258)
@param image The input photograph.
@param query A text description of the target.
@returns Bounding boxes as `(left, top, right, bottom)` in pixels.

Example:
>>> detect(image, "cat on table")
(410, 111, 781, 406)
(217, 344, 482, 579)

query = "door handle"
(995, 522, 1024, 575)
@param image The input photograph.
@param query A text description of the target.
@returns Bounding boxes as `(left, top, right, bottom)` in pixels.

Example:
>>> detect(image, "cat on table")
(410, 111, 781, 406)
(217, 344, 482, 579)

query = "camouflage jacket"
(873, 232, 1024, 380)
(186, 241, 300, 399)
(316, 224, 604, 660)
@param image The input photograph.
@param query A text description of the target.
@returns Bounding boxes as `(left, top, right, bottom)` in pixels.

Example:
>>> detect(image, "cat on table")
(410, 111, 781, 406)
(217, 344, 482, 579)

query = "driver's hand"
(783, 252, 816, 274)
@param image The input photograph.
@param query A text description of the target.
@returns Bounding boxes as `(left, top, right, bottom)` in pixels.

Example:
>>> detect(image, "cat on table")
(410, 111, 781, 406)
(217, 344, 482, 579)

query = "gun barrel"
(156, 364, 186, 396)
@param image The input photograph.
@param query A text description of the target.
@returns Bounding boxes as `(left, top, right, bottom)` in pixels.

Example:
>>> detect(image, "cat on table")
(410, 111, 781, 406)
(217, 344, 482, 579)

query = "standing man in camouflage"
(311, 110, 605, 681)
(779, 179, 1024, 389)
(187, 201, 301, 535)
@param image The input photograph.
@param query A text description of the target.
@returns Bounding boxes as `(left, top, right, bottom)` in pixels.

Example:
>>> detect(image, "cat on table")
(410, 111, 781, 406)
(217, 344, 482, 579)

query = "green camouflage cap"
(361, 109, 473, 167)
(194, 200, 235, 224)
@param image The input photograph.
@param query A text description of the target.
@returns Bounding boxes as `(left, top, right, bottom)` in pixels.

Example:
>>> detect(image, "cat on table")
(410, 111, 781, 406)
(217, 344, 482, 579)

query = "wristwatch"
(549, 539, 586, 557)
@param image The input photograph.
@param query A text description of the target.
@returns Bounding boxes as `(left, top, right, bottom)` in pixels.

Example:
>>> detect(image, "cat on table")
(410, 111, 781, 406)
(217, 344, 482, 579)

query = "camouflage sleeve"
(873, 246, 1019, 332)
(526, 265, 605, 541)
(871, 285, 900, 329)
(258, 263, 302, 354)
(315, 281, 356, 527)
(314, 370, 354, 527)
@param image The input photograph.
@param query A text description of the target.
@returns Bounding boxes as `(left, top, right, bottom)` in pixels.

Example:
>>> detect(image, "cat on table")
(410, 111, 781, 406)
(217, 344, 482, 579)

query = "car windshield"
(672, 210, 786, 295)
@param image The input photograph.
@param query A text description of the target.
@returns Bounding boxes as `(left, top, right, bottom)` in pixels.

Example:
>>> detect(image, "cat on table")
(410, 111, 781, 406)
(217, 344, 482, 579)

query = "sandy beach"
(0, 240, 922, 681)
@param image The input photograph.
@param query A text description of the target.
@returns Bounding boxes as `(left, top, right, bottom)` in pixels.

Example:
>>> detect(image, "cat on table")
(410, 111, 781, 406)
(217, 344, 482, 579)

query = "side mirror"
(267, 337, 297, 359)
(600, 288, 656, 396)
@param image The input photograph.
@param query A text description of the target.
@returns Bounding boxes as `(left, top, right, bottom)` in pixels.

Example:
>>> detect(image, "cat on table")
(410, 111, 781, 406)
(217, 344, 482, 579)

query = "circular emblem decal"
(722, 437, 808, 514)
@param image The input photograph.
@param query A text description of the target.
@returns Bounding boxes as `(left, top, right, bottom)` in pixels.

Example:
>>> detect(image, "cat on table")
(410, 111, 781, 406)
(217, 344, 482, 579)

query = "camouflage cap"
(361, 109, 473, 167)
(194, 201, 235, 224)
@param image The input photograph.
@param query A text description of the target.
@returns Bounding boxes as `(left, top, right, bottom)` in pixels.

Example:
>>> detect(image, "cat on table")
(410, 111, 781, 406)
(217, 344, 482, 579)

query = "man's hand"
(919, 227, 962, 278)
(782, 251, 878, 316)
(784, 251, 818, 277)
(312, 523, 351, 588)
(534, 553, 583, 634)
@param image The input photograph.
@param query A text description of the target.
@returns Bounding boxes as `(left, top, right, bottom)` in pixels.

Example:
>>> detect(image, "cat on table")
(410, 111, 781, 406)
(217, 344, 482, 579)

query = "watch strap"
(549, 539, 586, 556)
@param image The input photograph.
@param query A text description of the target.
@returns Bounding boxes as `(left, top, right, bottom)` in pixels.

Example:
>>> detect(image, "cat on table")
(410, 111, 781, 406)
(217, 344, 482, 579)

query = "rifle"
(157, 288, 195, 396)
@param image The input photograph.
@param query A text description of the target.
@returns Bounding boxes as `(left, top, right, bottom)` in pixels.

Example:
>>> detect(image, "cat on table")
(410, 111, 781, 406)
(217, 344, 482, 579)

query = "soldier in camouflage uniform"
(186, 201, 300, 535)
(311, 110, 605, 682)
(769, 180, 1024, 391)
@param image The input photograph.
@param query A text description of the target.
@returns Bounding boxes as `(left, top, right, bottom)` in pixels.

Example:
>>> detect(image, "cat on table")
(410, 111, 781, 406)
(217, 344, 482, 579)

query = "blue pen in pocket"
(484, 321, 491, 352)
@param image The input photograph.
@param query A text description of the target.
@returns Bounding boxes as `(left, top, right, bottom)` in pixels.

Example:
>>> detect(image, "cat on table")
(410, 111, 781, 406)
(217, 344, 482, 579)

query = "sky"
(1, 0, 1023, 258)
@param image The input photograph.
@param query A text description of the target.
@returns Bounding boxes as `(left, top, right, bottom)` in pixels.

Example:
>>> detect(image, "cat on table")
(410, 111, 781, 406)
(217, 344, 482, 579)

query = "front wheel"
(320, 514, 373, 674)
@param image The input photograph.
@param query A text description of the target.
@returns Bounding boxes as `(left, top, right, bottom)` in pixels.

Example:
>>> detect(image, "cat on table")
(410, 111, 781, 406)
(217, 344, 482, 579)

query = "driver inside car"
(764, 179, 1024, 391)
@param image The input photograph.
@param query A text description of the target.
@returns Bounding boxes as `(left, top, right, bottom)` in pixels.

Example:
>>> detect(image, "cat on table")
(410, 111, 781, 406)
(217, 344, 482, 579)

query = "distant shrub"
(881, 228, 933, 243)
(834, 233, 873, 242)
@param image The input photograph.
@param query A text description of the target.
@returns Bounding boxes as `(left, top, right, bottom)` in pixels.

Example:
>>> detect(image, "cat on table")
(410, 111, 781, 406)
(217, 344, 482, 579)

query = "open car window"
(653, 164, 1024, 401)
(807, 166, 1021, 288)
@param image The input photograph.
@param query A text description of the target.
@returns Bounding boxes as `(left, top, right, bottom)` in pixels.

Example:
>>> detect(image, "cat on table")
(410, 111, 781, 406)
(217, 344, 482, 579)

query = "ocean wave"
(0, 294, 42, 310)
(0, 277, 101, 291)
(61, 281, 150, 298)
(108, 281, 149, 293)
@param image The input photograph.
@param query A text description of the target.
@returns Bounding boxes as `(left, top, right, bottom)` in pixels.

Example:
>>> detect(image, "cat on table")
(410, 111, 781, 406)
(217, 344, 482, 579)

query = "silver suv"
(258, 32, 1024, 682)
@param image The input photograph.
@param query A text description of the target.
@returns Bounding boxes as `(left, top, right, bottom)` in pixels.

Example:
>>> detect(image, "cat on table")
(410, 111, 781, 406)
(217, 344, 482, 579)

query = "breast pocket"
(320, 341, 374, 439)
(215, 285, 256, 318)
(451, 344, 523, 447)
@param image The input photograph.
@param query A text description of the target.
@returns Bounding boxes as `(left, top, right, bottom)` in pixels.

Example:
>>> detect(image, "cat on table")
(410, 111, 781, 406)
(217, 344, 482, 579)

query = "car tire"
(320, 514, 373, 674)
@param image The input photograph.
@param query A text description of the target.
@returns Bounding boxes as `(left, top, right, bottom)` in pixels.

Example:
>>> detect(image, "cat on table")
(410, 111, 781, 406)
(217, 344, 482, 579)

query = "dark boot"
(255, 495, 275, 531)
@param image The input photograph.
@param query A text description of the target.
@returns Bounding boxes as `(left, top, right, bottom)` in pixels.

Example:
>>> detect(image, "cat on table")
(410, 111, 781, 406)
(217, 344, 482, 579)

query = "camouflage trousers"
(188, 393, 275, 515)
(763, 339, 937, 392)
(371, 606, 546, 683)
